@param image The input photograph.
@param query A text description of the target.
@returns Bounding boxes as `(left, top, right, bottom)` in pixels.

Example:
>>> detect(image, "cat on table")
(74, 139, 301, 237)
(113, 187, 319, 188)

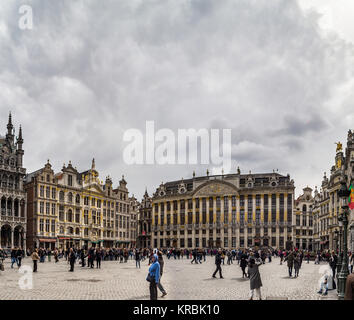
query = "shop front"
(37, 237, 57, 250)
(58, 236, 73, 250)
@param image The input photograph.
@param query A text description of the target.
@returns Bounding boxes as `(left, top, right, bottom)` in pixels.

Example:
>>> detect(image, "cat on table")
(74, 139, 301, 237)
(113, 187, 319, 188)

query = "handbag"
(146, 273, 155, 283)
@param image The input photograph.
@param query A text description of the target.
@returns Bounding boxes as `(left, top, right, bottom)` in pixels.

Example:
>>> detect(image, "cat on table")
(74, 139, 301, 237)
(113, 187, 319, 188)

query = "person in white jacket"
(317, 264, 333, 295)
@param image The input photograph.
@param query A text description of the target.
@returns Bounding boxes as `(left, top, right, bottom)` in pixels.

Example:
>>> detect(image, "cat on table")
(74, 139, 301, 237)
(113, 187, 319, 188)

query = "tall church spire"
(7, 112, 13, 132)
(6, 112, 14, 141)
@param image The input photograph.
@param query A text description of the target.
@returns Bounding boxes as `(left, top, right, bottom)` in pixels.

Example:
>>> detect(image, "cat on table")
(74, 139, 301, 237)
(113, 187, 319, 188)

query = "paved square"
(0, 256, 338, 300)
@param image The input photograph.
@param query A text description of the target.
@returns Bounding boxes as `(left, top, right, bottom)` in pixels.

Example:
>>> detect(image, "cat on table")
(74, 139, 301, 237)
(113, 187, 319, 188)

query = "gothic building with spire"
(0, 113, 27, 249)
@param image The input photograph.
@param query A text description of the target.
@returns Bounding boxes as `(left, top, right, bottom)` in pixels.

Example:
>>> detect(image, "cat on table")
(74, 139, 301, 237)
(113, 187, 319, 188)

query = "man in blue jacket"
(148, 254, 160, 300)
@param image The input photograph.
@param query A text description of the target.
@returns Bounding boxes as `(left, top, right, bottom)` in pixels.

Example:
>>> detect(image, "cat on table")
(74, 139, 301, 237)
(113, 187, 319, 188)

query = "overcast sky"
(1, 0, 354, 200)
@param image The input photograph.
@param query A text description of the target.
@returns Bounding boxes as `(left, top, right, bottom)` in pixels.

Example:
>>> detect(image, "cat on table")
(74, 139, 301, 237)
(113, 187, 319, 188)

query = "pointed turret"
(6, 112, 14, 143)
(7, 112, 13, 134)
(15, 124, 24, 168)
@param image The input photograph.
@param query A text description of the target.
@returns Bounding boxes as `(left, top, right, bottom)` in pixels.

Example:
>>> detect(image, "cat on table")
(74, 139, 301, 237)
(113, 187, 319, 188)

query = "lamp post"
(337, 178, 350, 300)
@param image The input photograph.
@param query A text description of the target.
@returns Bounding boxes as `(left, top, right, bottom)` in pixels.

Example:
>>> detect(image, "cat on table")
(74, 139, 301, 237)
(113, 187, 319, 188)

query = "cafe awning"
(38, 238, 56, 243)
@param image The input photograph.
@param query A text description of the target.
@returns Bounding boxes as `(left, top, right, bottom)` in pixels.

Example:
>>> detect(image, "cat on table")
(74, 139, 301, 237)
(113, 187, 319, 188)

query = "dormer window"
(68, 175, 73, 186)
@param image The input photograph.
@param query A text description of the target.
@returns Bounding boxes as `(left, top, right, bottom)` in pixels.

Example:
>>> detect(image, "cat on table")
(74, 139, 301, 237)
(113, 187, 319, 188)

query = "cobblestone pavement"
(0, 256, 338, 300)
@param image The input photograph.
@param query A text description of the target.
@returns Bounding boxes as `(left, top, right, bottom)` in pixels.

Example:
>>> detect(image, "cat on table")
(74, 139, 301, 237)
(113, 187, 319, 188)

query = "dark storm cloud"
(0, 0, 354, 199)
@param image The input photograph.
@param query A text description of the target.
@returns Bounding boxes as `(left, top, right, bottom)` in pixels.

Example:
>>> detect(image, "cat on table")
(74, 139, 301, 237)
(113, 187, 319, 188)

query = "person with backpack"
(147, 254, 160, 300)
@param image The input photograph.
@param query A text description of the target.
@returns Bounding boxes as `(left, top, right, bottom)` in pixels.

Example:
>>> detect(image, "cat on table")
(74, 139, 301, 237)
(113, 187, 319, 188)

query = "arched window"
(67, 227, 73, 234)
(75, 228, 80, 235)
(302, 204, 307, 214)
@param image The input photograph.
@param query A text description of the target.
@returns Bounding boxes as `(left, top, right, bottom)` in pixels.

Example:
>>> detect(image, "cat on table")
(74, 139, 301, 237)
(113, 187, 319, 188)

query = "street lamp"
(337, 178, 350, 300)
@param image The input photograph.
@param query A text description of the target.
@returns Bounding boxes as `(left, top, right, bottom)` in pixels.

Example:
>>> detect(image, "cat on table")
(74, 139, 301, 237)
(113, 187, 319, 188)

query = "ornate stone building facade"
(343, 130, 354, 252)
(0, 114, 26, 249)
(25, 159, 134, 250)
(137, 190, 152, 248)
(128, 196, 139, 248)
(151, 170, 295, 250)
(312, 132, 354, 252)
(293, 187, 314, 250)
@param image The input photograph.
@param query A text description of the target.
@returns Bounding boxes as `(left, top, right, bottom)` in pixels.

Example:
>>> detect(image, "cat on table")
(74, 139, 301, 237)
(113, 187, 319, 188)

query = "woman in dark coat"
(240, 251, 248, 278)
(294, 253, 300, 278)
(248, 258, 262, 300)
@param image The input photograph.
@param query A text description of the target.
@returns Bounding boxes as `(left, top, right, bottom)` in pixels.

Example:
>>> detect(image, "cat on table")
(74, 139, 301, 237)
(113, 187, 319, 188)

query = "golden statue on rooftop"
(335, 142, 342, 153)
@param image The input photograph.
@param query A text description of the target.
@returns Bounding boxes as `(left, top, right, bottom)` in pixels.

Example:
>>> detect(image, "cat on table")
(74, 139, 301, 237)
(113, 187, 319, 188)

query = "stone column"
(276, 193, 280, 249)
(23, 231, 26, 251)
(11, 228, 14, 248)
(244, 195, 248, 248)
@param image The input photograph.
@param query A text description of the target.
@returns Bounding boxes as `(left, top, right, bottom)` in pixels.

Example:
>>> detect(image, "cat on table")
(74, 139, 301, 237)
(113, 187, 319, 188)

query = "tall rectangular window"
(68, 175, 73, 186)
(279, 193, 284, 222)
(271, 194, 276, 222)
(231, 196, 236, 207)
(287, 194, 292, 222)
(232, 209, 236, 224)
(247, 195, 252, 221)
(240, 195, 244, 207)
(240, 209, 244, 224)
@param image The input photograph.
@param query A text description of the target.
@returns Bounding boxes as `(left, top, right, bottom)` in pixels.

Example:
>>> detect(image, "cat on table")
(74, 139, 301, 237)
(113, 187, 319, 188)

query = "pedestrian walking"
(157, 251, 167, 298)
(284, 251, 294, 277)
(248, 258, 263, 300)
(11, 247, 17, 268)
(135, 249, 141, 268)
(329, 252, 337, 289)
(69, 248, 76, 272)
(240, 251, 248, 278)
(147, 254, 160, 300)
(294, 253, 300, 278)
(212, 249, 223, 279)
(31, 249, 39, 272)
(96, 248, 102, 269)
(16, 248, 23, 268)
